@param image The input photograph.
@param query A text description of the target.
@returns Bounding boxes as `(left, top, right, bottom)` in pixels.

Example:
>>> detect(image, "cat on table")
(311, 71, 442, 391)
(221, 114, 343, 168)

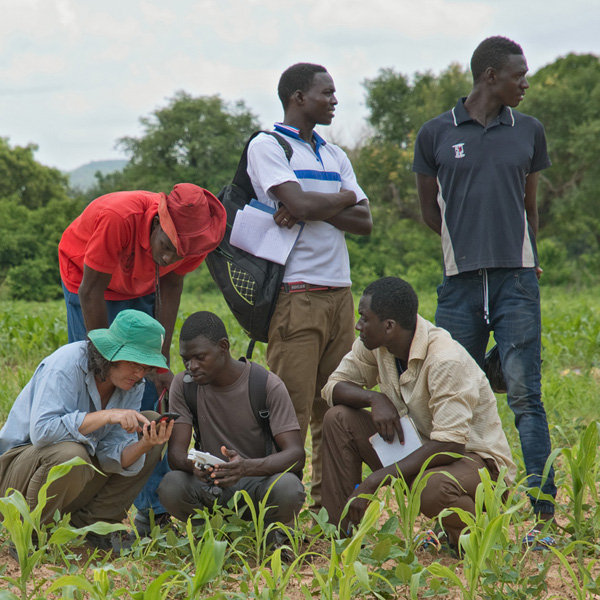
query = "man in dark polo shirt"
(412, 36, 556, 529)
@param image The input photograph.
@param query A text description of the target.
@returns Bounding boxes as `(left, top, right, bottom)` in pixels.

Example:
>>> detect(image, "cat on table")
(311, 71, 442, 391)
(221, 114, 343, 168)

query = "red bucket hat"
(157, 184, 226, 257)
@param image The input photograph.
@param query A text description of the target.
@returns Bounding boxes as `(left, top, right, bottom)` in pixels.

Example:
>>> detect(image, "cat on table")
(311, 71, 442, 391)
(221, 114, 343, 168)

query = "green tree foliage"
(0, 140, 81, 300)
(521, 54, 600, 283)
(353, 64, 470, 287)
(0, 138, 69, 209)
(356, 55, 600, 287)
(365, 63, 471, 145)
(356, 64, 471, 217)
(88, 91, 261, 199)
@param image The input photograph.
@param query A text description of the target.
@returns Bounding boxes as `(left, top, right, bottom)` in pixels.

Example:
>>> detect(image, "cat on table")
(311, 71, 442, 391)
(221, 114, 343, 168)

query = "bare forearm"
(331, 381, 377, 409)
(524, 172, 540, 238)
(78, 285, 109, 331)
(271, 182, 357, 221)
(156, 275, 184, 362)
(416, 174, 442, 236)
(234, 449, 304, 478)
(168, 449, 195, 473)
(421, 209, 442, 236)
(326, 200, 372, 235)
(121, 438, 154, 468)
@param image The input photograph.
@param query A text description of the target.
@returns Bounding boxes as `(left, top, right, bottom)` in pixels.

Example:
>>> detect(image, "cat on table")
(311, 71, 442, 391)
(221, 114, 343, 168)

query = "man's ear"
(484, 66, 497, 85)
(384, 319, 397, 335)
(218, 338, 230, 355)
(292, 89, 305, 106)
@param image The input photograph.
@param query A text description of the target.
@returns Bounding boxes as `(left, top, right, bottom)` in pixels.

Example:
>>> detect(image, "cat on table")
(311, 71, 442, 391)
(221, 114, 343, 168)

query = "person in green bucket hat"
(0, 310, 174, 553)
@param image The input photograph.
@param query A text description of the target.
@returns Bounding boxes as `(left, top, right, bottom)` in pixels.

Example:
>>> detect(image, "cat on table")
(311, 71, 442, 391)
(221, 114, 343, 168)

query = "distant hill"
(68, 159, 128, 191)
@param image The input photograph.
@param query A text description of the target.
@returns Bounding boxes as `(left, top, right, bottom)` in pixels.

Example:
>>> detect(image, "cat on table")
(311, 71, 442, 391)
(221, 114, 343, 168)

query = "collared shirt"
(0, 341, 145, 476)
(246, 123, 368, 287)
(412, 98, 551, 275)
(59, 191, 203, 300)
(322, 316, 516, 482)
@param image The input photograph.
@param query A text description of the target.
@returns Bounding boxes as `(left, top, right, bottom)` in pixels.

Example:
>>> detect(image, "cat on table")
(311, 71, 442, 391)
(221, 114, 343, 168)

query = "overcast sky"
(1, 0, 598, 172)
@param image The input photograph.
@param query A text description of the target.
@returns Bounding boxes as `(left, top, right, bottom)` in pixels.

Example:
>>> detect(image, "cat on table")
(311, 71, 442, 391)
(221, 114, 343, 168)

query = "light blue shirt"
(0, 341, 145, 475)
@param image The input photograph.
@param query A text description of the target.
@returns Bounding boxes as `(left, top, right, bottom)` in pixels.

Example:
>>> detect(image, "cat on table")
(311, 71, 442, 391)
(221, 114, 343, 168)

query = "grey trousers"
(321, 405, 497, 546)
(158, 470, 305, 527)
(0, 411, 163, 527)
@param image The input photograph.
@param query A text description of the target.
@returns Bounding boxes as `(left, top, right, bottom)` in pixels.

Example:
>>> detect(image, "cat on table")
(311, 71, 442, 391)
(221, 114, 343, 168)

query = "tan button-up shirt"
(322, 315, 516, 483)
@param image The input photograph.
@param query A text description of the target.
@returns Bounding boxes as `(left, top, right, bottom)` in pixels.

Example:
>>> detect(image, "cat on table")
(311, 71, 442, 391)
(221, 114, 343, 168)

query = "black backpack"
(183, 359, 280, 457)
(205, 131, 293, 357)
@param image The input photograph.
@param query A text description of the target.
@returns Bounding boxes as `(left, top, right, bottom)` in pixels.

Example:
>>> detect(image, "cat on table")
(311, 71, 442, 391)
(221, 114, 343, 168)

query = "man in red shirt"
(60, 183, 225, 384)
(59, 183, 226, 531)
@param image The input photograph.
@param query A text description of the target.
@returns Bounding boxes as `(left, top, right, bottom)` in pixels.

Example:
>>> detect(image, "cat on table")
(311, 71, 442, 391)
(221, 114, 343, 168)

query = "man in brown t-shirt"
(157, 311, 305, 530)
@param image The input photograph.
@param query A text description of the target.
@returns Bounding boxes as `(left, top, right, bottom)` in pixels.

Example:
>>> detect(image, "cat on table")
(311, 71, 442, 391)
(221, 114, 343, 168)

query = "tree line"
(1, 53, 598, 301)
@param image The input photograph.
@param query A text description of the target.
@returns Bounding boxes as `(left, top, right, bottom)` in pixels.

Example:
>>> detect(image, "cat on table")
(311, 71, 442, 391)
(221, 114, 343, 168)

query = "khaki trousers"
(321, 405, 498, 546)
(267, 287, 355, 508)
(0, 411, 163, 527)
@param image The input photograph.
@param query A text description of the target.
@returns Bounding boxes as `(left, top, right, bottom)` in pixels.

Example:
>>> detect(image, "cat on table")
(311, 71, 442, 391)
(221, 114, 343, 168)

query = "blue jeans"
(435, 268, 556, 515)
(62, 284, 169, 516)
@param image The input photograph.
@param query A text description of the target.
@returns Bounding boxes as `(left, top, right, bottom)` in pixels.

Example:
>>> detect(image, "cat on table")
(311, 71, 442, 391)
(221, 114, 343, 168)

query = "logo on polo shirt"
(452, 143, 466, 159)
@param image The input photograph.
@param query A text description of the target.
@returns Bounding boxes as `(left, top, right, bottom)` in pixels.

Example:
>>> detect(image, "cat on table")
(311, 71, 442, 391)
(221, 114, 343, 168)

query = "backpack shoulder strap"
(183, 375, 202, 450)
(240, 358, 281, 455)
(231, 130, 293, 193)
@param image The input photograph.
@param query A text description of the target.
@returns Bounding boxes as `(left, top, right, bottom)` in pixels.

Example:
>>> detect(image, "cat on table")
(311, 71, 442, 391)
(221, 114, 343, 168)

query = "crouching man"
(321, 277, 516, 551)
(0, 310, 173, 551)
(158, 311, 305, 538)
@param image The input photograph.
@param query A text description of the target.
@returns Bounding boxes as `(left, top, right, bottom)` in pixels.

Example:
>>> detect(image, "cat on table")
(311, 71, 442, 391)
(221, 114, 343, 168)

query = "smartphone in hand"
(151, 412, 180, 425)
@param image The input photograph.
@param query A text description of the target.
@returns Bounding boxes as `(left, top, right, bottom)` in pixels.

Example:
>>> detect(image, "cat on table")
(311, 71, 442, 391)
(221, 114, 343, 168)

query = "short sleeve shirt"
(412, 98, 551, 275)
(246, 124, 368, 287)
(59, 191, 203, 300)
(169, 361, 300, 461)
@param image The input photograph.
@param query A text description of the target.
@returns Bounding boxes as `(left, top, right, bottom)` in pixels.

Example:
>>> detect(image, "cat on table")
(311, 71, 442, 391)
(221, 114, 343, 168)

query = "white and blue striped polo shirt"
(247, 123, 367, 287)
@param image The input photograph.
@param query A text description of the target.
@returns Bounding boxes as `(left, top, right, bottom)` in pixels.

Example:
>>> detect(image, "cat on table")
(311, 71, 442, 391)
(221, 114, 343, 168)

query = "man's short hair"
(470, 36, 524, 81)
(278, 63, 328, 109)
(180, 311, 228, 345)
(363, 277, 418, 331)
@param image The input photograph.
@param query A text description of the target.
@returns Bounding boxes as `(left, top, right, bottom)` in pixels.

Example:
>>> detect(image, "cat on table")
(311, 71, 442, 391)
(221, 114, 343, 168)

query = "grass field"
(0, 285, 599, 598)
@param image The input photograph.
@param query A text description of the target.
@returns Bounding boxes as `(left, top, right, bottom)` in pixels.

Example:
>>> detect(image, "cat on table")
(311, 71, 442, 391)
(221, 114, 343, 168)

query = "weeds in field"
(2, 291, 600, 598)
(422, 468, 551, 600)
(555, 421, 600, 543)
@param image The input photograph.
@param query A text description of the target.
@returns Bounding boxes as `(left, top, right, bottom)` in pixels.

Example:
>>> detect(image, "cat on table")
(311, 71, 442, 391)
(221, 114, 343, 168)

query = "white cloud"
(139, 2, 176, 24)
(303, 0, 492, 37)
(55, 0, 78, 34)
(0, 0, 598, 171)
(54, 92, 93, 115)
(85, 10, 142, 39)
(0, 52, 66, 82)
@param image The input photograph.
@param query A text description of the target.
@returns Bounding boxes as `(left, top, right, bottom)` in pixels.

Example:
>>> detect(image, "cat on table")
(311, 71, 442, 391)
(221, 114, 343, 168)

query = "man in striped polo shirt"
(247, 63, 372, 508)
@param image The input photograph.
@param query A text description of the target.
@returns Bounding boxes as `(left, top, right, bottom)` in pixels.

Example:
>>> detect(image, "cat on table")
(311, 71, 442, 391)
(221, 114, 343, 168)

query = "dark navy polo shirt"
(412, 98, 551, 275)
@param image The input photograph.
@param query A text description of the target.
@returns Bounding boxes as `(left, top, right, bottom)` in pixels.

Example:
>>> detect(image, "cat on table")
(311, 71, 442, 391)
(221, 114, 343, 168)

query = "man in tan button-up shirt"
(321, 277, 515, 549)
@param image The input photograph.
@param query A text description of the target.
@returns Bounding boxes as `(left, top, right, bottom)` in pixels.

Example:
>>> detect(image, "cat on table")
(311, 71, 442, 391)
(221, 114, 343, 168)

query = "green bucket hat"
(87, 310, 168, 372)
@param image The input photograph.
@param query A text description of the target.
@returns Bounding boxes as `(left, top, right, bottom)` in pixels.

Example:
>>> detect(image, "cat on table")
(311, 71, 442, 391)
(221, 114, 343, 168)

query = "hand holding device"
(187, 449, 226, 469)
(151, 412, 180, 425)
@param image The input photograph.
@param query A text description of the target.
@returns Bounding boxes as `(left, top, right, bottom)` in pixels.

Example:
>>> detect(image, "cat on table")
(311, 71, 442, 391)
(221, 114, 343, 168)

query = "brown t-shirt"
(169, 361, 299, 461)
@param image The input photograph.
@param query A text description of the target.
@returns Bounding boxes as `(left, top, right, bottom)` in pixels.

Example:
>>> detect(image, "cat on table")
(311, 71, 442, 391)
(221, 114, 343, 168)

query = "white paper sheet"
(230, 205, 302, 265)
(369, 416, 423, 467)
